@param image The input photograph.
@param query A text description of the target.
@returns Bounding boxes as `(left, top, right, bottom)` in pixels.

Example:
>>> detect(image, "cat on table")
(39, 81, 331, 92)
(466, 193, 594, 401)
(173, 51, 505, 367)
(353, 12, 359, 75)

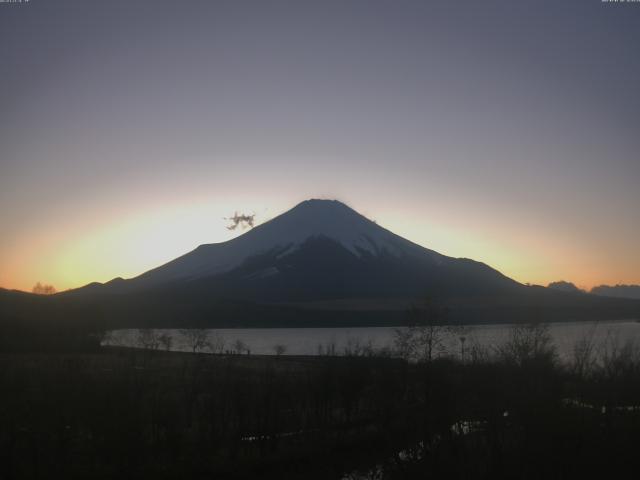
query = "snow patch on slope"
(132, 199, 444, 287)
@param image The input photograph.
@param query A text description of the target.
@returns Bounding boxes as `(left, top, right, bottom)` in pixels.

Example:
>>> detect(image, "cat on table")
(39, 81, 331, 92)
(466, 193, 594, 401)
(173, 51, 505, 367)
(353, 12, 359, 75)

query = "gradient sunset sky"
(1, 0, 639, 293)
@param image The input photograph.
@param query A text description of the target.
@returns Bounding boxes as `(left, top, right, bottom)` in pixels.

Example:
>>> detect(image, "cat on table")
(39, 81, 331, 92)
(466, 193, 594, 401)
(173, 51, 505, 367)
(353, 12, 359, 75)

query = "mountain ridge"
(68, 199, 519, 298)
(14, 198, 634, 328)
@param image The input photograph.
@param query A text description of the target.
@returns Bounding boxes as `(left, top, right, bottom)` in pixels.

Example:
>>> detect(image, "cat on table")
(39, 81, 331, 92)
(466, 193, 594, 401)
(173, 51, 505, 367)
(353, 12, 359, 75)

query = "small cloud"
(225, 212, 255, 231)
(32, 282, 57, 295)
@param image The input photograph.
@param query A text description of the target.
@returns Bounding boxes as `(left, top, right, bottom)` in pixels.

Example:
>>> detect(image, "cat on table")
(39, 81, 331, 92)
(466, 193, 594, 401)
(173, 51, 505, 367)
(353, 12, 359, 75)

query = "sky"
(1, 0, 639, 293)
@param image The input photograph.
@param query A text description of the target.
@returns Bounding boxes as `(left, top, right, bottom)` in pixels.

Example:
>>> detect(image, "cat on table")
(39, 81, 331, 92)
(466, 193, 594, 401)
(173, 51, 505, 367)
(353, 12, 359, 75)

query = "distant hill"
(0, 288, 103, 351)
(591, 284, 640, 300)
(547, 281, 585, 294)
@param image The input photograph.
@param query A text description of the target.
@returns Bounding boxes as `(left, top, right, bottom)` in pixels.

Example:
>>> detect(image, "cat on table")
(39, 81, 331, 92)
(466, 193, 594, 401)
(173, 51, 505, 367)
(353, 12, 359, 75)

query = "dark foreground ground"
(2, 346, 640, 480)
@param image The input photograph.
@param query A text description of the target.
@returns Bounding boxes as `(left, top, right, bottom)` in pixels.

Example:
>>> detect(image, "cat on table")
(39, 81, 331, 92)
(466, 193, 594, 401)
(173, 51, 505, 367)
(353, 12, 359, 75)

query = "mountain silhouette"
(591, 284, 640, 300)
(71, 199, 521, 300)
(5, 199, 640, 329)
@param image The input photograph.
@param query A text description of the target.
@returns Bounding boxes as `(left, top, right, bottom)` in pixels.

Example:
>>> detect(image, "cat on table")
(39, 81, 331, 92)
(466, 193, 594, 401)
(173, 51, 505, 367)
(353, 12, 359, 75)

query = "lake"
(104, 319, 640, 361)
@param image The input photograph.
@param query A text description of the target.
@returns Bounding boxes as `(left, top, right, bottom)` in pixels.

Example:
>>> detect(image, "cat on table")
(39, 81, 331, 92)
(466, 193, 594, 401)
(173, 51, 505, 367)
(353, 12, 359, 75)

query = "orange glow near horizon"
(0, 197, 270, 293)
(1, 197, 637, 294)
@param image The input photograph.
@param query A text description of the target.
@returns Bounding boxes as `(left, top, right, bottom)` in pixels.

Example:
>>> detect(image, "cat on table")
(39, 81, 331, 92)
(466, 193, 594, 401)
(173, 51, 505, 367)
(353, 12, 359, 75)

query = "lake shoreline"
(104, 319, 640, 360)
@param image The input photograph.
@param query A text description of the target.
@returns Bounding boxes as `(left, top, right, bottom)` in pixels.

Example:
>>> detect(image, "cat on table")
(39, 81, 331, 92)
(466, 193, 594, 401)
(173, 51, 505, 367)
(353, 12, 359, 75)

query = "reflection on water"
(103, 319, 640, 361)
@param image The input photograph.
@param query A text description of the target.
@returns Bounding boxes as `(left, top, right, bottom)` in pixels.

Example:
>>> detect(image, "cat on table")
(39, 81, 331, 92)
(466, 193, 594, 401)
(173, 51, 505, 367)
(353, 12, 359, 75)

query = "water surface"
(104, 319, 640, 361)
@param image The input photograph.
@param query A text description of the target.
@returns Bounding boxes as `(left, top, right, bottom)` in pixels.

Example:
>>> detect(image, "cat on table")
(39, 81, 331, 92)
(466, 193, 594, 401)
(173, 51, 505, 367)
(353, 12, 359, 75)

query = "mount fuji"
(76, 199, 520, 300)
(35, 198, 636, 327)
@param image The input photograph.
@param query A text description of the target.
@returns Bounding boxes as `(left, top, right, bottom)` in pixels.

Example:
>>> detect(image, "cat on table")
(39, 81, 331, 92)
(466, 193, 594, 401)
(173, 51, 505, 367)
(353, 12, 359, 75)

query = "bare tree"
(393, 325, 416, 360)
(361, 339, 376, 357)
(207, 332, 225, 354)
(467, 340, 491, 364)
(344, 337, 364, 357)
(495, 323, 556, 367)
(273, 344, 287, 356)
(447, 323, 472, 362)
(394, 298, 449, 362)
(180, 329, 210, 353)
(32, 282, 56, 295)
(571, 323, 599, 377)
(158, 332, 173, 352)
(136, 329, 161, 350)
(599, 332, 640, 381)
(232, 339, 247, 354)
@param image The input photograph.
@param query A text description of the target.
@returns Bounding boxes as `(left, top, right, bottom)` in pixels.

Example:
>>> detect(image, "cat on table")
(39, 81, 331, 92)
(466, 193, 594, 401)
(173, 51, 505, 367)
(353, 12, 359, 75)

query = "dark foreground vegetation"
(3, 325, 640, 480)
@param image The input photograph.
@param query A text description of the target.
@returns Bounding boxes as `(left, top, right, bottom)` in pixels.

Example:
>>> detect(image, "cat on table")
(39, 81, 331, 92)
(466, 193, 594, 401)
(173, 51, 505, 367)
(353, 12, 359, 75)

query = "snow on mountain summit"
(132, 199, 443, 287)
(243, 199, 418, 257)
